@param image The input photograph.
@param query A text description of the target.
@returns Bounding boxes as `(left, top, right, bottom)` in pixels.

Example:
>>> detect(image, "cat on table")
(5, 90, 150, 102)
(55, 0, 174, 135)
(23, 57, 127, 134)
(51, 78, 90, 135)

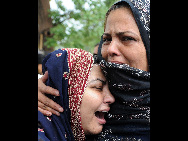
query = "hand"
(38, 71, 64, 116)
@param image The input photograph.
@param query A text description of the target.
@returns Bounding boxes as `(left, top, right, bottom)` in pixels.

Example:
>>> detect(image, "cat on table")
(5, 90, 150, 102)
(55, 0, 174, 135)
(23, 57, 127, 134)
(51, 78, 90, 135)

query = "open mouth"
(95, 111, 108, 124)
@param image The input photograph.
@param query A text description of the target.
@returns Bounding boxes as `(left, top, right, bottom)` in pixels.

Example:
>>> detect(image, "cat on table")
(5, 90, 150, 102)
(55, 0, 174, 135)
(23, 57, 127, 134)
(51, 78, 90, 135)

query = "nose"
(103, 85, 115, 105)
(107, 39, 121, 57)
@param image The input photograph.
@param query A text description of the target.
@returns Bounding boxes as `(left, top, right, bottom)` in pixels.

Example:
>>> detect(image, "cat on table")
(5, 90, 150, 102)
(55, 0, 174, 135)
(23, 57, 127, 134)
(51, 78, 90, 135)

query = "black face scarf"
(95, 0, 150, 140)
(97, 60, 150, 140)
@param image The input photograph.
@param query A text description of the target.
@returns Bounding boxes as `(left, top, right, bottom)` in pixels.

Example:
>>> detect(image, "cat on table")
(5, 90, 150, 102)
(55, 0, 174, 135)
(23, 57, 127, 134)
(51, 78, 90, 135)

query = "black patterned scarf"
(95, 0, 150, 140)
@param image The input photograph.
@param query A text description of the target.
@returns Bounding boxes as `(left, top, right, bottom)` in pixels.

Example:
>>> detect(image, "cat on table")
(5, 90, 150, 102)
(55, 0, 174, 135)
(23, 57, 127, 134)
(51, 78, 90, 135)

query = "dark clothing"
(96, 61, 150, 141)
(96, 0, 150, 140)
(38, 49, 75, 141)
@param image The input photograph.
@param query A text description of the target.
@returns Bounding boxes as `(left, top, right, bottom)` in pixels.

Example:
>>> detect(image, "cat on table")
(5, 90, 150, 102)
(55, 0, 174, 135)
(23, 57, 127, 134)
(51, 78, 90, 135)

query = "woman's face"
(102, 7, 148, 71)
(80, 64, 115, 135)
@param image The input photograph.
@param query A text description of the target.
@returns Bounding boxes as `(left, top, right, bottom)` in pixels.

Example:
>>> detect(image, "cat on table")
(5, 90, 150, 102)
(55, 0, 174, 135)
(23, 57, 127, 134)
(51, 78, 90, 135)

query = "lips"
(109, 61, 124, 65)
(95, 110, 109, 124)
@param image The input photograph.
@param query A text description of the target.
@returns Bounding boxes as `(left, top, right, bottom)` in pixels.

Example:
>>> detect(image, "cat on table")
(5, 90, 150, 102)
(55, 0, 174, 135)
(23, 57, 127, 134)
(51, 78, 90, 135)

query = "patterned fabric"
(130, 0, 150, 38)
(65, 48, 94, 141)
(38, 48, 94, 141)
(96, 60, 150, 141)
(96, 0, 150, 140)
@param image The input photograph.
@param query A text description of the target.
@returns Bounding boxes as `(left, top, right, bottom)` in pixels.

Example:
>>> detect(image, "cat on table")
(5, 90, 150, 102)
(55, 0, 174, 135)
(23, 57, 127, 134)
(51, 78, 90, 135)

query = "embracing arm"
(38, 71, 64, 116)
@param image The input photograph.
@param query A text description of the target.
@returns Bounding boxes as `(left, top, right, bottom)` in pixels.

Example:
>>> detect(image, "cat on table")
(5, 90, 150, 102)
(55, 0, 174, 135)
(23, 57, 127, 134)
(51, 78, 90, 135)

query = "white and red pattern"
(38, 128, 44, 132)
(56, 53, 62, 57)
(63, 72, 69, 80)
(46, 117, 51, 121)
(61, 48, 94, 141)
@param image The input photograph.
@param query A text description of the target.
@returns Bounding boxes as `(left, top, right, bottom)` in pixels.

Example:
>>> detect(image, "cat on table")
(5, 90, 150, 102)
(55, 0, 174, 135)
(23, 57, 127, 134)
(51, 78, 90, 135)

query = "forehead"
(89, 65, 105, 80)
(105, 8, 139, 34)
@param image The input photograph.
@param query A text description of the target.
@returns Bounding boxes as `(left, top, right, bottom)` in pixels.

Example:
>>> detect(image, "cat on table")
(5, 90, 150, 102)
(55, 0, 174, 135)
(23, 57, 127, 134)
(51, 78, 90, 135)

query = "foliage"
(44, 0, 117, 53)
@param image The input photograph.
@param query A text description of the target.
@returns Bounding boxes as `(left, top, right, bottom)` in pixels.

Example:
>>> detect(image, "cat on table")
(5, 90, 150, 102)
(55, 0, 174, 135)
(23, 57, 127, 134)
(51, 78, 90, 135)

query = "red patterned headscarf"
(63, 48, 94, 140)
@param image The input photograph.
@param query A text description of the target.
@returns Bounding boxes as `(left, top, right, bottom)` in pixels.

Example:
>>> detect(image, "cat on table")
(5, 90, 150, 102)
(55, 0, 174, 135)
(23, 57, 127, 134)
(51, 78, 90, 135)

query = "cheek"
(120, 45, 148, 70)
(80, 91, 104, 134)
(121, 47, 137, 61)
(82, 90, 103, 111)
(121, 42, 145, 59)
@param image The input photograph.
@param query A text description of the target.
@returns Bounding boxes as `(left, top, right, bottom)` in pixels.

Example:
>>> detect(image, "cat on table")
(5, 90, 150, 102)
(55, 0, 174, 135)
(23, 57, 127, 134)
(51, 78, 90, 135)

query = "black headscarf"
(96, 0, 150, 140)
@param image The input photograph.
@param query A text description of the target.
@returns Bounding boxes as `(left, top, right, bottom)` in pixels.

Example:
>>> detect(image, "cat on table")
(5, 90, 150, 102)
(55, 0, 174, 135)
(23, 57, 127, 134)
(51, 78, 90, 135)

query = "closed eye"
(88, 78, 106, 92)
(92, 86, 103, 91)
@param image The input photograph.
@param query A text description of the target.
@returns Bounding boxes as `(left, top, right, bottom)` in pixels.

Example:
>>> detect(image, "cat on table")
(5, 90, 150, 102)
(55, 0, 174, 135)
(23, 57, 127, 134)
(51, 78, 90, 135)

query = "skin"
(38, 64, 43, 75)
(80, 65, 115, 135)
(102, 7, 148, 71)
(38, 71, 63, 116)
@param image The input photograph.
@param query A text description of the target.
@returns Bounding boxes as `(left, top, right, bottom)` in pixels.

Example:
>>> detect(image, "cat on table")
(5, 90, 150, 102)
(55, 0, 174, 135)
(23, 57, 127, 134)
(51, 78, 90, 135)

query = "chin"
(84, 125, 103, 135)
(92, 127, 103, 135)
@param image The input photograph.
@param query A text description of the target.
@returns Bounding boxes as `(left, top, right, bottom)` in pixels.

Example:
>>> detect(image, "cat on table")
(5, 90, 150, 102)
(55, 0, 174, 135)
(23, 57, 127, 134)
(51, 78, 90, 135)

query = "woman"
(95, 0, 150, 140)
(38, 48, 115, 141)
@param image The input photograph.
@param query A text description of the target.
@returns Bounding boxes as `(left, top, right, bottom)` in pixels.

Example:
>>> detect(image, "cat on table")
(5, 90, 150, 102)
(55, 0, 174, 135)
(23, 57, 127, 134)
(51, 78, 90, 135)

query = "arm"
(38, 71, 64, 116)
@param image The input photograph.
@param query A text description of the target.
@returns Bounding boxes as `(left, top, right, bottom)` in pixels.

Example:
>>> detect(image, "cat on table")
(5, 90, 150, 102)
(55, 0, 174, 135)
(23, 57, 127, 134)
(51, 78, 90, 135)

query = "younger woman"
(38, 48, 115, 141)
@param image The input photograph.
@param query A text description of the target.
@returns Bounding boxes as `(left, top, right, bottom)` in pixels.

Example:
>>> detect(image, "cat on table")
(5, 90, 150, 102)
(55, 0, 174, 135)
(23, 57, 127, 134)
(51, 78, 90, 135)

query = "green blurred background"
(38, 0, 117, 53)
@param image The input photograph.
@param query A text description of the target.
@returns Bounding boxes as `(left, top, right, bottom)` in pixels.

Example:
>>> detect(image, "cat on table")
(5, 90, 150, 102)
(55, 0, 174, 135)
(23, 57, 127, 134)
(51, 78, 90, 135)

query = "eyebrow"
(103, 31, 138, 37)
(88, 78, 106, 85)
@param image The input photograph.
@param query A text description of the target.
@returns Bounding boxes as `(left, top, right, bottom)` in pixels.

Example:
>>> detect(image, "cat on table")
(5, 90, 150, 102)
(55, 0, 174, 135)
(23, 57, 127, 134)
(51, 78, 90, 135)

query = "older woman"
(38, 48, 115, 141)
(96, 0, 150, 140)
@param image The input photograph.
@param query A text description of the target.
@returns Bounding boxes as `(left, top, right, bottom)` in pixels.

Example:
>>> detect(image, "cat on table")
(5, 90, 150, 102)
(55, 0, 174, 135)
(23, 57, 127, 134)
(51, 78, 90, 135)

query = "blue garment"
(38, 49, 75, 141)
